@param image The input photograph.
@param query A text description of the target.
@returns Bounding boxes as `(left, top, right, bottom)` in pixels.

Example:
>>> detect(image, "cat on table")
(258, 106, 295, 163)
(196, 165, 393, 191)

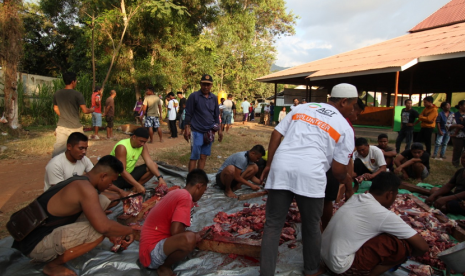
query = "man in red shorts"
(139, 169, 209, 276)
(321, 172, 428, 276)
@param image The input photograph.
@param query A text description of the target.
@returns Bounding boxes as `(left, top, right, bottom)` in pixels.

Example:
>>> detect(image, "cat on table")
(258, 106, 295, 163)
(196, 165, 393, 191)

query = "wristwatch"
(157, 175, 164, 180)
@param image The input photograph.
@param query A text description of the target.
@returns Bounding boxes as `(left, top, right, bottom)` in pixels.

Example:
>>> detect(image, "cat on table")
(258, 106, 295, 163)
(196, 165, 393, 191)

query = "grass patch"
(153, 127, 272, 173)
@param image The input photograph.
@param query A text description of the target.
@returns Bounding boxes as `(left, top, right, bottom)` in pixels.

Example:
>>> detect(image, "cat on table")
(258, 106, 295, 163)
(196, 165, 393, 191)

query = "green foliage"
(19, 0, 297, 110)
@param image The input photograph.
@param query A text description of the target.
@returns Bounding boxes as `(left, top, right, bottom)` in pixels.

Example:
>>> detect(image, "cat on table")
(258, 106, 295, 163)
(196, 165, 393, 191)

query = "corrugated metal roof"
(410, 0, 465, 33)
(257, 21, 465, 82)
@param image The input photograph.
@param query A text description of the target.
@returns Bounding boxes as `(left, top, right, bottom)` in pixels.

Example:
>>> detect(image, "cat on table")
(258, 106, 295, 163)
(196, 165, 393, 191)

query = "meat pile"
(333, 194, 457, 270)
(154, 183, 181, 196)
(122, 193, 143, 216)
(203, 201, 301, 245)
(390, 194, 456, 270)
(405, 264, 436, 276)
(109, 236, 130, 253)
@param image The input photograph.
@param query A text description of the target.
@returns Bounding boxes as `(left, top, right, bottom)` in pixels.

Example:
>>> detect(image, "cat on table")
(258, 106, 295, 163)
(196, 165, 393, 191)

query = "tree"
(0, 0, 23, 129)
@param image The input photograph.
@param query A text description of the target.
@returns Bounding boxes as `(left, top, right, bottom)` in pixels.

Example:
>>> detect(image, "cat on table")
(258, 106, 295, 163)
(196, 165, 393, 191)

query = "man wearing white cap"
(259, 83, 359, 276)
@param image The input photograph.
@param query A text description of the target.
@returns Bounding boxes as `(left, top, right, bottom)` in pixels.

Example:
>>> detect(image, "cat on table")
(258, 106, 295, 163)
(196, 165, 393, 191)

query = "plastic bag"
(0, 112, 7, 124)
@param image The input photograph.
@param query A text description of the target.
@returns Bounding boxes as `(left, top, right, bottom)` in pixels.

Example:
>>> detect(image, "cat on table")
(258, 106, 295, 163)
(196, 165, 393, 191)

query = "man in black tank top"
(11, 155, 134, 276)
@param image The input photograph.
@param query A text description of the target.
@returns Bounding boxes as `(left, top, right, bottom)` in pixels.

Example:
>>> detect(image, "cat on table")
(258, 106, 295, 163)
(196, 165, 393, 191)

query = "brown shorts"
(335, 234, 412, 275)
(106, 116, 114, 128)
(29, 195, 110, 262)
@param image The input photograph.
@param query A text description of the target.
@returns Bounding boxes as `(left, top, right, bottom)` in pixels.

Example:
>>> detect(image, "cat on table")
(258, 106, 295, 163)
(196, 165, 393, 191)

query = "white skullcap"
(330, 83, 358, 98)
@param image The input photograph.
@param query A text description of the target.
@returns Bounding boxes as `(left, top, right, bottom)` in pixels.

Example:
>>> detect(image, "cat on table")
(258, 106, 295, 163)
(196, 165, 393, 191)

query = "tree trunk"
(0, 0, 23, 129)
(128, 48, 140, 100)
(91, 15, 96, 92)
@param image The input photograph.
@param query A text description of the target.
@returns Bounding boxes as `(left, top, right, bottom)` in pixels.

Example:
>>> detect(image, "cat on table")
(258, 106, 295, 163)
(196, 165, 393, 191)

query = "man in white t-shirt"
(44, 132, 94, 191)
(353, 137, 387, 182)
(321, 172, 428, 275)
(290, 98, 299, 110)
(44, 132, 129, 202)
(259, 83, 359, 276)
(222, 94, 234, 132)
(167, 92, 179, 138)
(241, 98, 250, 124)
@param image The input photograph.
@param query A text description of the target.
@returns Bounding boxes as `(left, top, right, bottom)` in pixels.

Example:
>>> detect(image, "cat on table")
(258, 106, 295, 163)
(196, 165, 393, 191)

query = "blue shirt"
(217, 151, 254, 174)
(184, 90, 220, 133)
(436, 111, 450, 132)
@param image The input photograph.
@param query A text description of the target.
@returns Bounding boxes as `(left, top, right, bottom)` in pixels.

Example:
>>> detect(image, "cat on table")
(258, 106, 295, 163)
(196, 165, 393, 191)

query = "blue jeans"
(433, 131, 450, 157)
(395, 128, 413, 153)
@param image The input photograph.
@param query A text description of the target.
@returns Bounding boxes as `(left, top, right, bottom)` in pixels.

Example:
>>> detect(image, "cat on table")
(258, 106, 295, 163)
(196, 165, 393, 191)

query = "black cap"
(200, 74, 213, 84)
(132, 127, 149, 139)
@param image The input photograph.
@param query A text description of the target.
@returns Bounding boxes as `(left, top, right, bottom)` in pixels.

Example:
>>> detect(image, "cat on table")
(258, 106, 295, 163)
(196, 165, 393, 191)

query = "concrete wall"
(283, 88, 328, 104)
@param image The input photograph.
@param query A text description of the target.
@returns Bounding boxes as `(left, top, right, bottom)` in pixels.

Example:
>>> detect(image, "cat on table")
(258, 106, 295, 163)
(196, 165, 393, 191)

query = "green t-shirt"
(110, 138, 143, 173)
(53, 89, 86, 128)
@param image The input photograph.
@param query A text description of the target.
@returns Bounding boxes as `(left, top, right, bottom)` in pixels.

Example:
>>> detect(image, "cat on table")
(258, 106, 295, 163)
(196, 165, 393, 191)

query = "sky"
(274, 0, 451, 68)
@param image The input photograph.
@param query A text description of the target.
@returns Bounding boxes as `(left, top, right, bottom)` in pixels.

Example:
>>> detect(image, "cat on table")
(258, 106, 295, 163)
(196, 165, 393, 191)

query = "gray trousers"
(260, 189, 324, 276)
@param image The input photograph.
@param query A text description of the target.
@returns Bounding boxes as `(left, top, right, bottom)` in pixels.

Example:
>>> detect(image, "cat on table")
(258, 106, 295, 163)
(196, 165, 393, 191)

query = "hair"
(404, 99, 412, 105)
(355, 137, 369, 147)
(177, 91, 183, 95)
(132, 127, 149, 139)
(186, 169, 209, 187)
(227, 94, 233, 98)
(94, 86, 102, 92)
(293, 98, 298, 101)
(146, 86, 154, 92)
(62, 72, 77, 85)
(138, 97, 142, 101)
(250, 145, 266, 156)
(244, 97, 247, 100)
(167, 92, 175, 97)
(110, 90, 116, 95)
(424, 96, 434, 103)
(67, 132, 88, 146)
(94, 155, 124, 174)
(411, 142, 424, 151)
(369, 172, 400, 196)
(221, 98, 225, 102)
(378, 133, 388, 140)
(357, 98, 365, 111)
(456, 100, 465, 109)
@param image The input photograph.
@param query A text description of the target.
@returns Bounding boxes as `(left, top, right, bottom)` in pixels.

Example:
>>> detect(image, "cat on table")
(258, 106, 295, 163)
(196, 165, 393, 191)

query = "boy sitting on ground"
(353, 137, 387, 182)
(321, 172, 428, 276)
(425, 151, 465, 215)
(376, 133, 397, 171)
(394, 142, 430, 182)
(139, 169, 209, 276)
(12, 156, 134, 276)
(216, 145, 265, 198)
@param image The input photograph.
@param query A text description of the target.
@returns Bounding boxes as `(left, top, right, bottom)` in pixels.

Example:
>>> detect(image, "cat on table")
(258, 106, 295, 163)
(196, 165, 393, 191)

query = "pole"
(394, 71, 400, 107)
(274, 82, 278, 105)
(305, 78, 309, 102)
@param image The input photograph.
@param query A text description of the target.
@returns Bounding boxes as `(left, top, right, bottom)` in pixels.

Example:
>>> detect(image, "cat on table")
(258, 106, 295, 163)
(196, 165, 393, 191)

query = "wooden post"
(394, 71, 400, 107)
(387, 92, 392, 107)
(305, 78, 309, 102)
(373, 91, 377, 107)
(365, 90, 369, 105)
(419, 93, 423, 107)
(274, 82, 277, 105)
(446, 91, 452, 103)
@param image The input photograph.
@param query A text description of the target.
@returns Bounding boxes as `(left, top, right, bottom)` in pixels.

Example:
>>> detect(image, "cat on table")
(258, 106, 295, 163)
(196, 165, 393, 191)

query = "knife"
(200, 228, 212, 240)
(111, 192, 143, 202)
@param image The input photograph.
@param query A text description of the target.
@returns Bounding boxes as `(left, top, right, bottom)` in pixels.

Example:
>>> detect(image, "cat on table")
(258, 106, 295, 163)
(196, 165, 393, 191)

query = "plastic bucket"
(437, 242, 465, 273)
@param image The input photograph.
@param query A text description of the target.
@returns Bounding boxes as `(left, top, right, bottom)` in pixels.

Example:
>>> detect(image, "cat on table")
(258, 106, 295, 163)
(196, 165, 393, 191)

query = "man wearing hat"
(259, 83, 359, 276)
(110, 127, 166, 193)
(184, 74, 223, 172)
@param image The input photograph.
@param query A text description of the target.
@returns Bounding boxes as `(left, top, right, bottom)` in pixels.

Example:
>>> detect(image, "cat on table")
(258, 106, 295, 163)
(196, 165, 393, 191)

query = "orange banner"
(292, 113, 341, 142)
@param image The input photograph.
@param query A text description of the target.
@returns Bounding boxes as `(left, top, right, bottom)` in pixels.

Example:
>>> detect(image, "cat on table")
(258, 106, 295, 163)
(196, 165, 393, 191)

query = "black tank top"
(12, 175, 89, 255)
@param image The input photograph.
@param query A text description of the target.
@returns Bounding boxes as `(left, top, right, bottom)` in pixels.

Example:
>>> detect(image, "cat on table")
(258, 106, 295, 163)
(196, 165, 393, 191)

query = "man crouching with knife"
(139, 169, 209, 276)
(11, 155, 134, 276)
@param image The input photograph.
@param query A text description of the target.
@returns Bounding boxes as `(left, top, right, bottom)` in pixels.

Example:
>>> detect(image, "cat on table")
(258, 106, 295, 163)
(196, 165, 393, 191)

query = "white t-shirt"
(241, 101, 250, 114)
(168, 99, 179, 120)
(44, 152, 94, 191)
(264, 106, 270, 113)
(353, 145, 386, 172)
(321, 193, 417, 274)
(223, 99, 233, 113)
(265, 103, 354, 198)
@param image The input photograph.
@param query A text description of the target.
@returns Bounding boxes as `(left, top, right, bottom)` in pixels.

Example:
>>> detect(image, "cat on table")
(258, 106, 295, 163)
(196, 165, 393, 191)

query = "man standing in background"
(184, 74, 223, 172)
(91, 86, 103, 140)
(222, 94, 234, 133)
(167, 92, 179, 139)
(177, 91, 187, 135)
(104, 90, 117, 139)
(142, 87, 163, 143)
(241, 98, 250, 124)
(52, 72, 94, 157)
(395, 99, 418, 154)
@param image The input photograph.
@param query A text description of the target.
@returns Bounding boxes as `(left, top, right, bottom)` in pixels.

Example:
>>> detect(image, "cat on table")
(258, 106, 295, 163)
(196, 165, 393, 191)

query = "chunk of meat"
(123, 193, 143, 216)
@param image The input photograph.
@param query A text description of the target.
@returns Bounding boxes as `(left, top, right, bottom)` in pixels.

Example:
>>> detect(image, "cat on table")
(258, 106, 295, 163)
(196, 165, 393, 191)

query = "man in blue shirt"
(184, 74, 223, 172)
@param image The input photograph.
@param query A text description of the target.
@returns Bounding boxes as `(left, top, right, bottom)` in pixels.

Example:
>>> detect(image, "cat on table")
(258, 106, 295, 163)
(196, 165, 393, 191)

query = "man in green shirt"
(111, 128, 166, 193)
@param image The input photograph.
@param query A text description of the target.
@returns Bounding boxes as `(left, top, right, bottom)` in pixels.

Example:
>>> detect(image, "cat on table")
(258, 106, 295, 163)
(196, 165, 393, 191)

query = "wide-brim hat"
(200, 74, 213, 84)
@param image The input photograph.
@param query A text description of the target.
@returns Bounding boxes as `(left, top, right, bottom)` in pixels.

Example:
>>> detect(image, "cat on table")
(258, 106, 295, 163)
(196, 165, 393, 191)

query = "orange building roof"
(257, 21, 465, 83)
(410, 0, 465, 33)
